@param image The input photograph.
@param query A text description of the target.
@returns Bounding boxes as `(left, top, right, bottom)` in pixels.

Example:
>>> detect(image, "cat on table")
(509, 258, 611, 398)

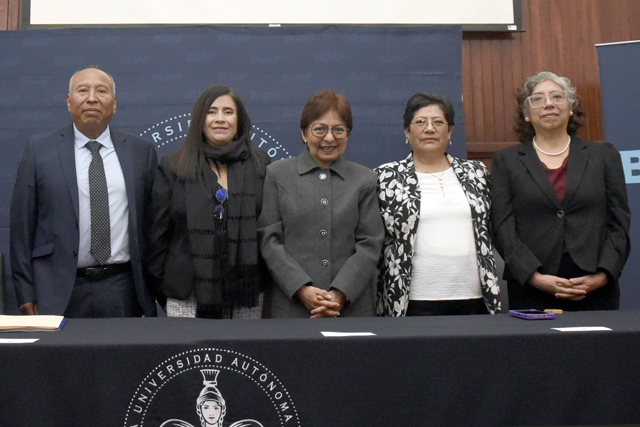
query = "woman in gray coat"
(258, 90, 384, 318)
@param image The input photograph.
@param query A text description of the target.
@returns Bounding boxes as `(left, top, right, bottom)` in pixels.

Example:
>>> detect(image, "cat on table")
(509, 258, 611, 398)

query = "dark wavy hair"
(300, 90, 352, 141)
(403, 92, 455, 131)
(514, 71, 586, 143)
(171, 85, 265, 180)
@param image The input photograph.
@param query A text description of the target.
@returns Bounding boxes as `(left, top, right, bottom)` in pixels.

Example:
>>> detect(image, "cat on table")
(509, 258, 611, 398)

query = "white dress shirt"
(74, 124, 130, 268)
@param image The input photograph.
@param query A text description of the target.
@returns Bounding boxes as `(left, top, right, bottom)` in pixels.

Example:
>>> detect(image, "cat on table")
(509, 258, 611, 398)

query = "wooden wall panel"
(10, 0, 19, 29)
(0, 0, 8, 30)
(2, 0, 640, 167)
(466, 0, 640, 166)
(0, 0, 20, 30)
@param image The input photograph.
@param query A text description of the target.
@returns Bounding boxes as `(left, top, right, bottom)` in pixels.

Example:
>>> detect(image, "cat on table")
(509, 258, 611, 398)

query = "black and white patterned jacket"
(375, 152, 501, 316)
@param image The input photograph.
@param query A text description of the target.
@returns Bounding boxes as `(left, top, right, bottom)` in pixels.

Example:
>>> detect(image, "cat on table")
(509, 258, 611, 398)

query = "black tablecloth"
(1, 311, 639, 427)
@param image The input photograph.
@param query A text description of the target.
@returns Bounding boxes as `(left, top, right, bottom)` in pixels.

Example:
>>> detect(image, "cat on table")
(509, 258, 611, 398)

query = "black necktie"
(86, 140, 111, 265)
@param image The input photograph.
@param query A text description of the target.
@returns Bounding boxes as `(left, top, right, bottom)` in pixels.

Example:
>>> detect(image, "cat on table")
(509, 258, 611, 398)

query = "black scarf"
(184, 137, 260, 318)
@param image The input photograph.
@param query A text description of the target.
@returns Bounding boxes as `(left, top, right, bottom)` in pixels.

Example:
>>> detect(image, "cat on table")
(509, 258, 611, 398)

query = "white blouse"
(409, 168, 482, 301)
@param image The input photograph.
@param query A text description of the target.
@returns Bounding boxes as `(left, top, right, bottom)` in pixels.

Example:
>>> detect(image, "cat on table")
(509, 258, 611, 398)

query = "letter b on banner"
(620, 150, 640, 184)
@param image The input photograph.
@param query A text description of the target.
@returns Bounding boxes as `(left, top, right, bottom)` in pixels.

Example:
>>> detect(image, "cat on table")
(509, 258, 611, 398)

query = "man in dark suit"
(10, 67, 158, 317)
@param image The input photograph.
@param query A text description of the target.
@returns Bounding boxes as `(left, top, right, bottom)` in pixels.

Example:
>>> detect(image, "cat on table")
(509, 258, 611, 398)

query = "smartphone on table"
(509, 309, 556, 320)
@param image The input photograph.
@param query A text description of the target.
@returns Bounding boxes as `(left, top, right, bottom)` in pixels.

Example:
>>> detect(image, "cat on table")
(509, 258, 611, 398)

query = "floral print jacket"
(375, 152, 501, 316)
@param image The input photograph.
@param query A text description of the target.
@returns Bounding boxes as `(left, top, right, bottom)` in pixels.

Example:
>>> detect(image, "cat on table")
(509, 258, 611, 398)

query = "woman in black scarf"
(146, 86, 270, 318)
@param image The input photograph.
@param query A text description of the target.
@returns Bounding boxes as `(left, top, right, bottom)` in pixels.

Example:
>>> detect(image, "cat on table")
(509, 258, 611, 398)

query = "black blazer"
(491, 137, 631, 287)
(10, 125, 158, 315)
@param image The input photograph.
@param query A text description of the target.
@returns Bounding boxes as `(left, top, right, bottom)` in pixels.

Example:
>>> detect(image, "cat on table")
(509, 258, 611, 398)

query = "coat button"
(321, 259, 329, 267)
(557, 210, 565, 218)
(319, 229, 328, 237)
(321, 198, 329, 206)
(319, 172, 327, 180)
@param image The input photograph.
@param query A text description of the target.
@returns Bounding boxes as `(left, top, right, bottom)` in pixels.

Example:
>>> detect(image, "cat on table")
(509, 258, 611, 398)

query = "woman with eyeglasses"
(376, 92, 501, 316)
(146, 86, 270, 318)
(491, 71, 630, 311)
(258, 90, 384, 318)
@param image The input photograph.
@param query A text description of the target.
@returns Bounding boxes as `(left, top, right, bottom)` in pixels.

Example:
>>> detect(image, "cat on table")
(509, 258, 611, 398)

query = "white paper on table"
(0, 338, 40, 343)
(552, 326, 612, 332)
(321, 331, 376, 337)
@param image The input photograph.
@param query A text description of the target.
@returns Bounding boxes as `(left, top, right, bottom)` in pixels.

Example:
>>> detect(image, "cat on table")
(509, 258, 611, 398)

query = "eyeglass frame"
(410, 118, 449, 131)
(527, 90, 569, 109)
(307, 123, 350, 139)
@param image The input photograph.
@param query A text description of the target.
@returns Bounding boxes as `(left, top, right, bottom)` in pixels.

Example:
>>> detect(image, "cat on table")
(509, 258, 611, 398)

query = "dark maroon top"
(542, 155, 569, 204)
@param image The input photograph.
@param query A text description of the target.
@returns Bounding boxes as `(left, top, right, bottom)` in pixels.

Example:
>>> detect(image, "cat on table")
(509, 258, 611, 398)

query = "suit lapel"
(111, 129, 137, 233)
(450, 155, 487, 220)
(563, 137, 589, 207)
(518, 142, 560, 207)
(58, 125, 80, 222)
(405, 152, 421, 205)
(450, 156, 477, 214)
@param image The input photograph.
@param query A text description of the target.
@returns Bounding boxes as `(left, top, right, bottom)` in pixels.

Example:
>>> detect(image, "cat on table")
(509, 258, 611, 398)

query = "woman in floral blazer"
(376, 93, 501, 317)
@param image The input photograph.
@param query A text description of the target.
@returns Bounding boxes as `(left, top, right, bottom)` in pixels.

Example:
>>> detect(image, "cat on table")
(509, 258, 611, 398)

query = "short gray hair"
(518, 71, 578, 114)
(68, 66, 116, 97)
(514, 71, 585, 143)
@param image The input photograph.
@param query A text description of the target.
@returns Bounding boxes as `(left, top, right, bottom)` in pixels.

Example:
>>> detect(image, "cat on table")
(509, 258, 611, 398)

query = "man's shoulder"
(29, 125, 73, 145)
(110, 128, 155, 148)
(29, 125, 153, 146)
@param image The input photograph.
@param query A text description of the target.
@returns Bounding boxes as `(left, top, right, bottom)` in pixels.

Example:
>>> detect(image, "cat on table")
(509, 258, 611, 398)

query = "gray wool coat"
(258, 146, 384, 318)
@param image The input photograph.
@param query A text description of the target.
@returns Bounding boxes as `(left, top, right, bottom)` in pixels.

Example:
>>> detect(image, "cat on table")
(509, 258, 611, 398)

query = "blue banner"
(597, 40, 640, 309)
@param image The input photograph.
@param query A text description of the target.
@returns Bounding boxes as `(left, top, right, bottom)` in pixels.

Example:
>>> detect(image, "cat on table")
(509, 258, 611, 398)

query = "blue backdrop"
(597, 40, 640, 309)
(0, 25, 464, 313)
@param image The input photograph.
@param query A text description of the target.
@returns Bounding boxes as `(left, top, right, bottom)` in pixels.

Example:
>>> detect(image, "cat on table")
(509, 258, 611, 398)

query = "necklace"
(532, 135, 571, 156)
(427, 169, 446, 197)
(415, 156, 450, 197)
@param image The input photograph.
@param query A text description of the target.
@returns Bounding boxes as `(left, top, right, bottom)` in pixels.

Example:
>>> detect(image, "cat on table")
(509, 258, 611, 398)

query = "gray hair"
(513, 71, 585, 142)
(518, 71, 578, 114)
(68, 66, 116, 97)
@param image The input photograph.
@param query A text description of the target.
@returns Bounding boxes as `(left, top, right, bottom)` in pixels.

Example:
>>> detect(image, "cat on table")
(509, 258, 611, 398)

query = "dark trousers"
(507, 252, 620, 311)
(63, 270, 142, 318)
(406, 298, 488, 316)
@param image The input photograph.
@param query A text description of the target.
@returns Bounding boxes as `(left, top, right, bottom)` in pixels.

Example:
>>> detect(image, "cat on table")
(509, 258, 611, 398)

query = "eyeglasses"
(527, 91, 568, 108)
(214, 188, 227, 221)
(309, 123, 349, 139)
(411, 118, 448, 131)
